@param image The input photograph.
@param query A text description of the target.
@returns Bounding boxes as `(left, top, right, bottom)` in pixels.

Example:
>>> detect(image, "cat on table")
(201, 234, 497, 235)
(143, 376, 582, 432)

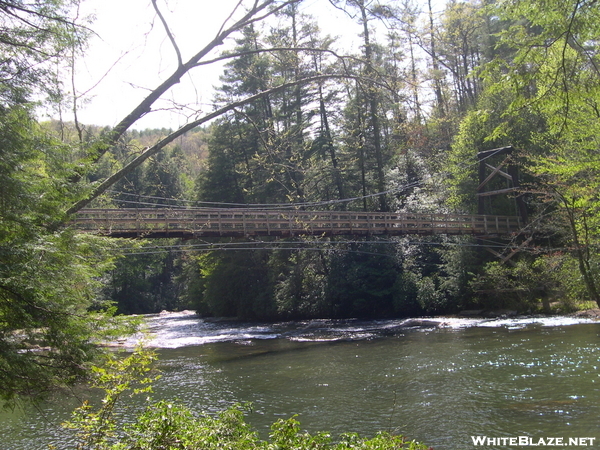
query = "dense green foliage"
(87, 0, 600, 318)
(488, 0, 600, 308)
(0, 1, 132, 406)
(3, 0, 600, 406)
(64, 347, 431, 450)
(2, 1, 598, 447)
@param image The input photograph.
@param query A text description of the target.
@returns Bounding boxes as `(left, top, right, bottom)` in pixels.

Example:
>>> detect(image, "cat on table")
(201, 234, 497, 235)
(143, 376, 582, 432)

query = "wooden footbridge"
(71, 146, 529, 240)
(71, 208, 523, 238)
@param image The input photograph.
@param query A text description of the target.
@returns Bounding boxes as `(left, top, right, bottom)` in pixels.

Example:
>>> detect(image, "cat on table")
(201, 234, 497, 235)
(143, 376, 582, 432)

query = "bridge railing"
(72, 208, 522, 237)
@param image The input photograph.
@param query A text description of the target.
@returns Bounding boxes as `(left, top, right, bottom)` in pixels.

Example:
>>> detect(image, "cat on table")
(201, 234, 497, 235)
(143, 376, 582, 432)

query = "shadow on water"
(175, 330, 413, 364)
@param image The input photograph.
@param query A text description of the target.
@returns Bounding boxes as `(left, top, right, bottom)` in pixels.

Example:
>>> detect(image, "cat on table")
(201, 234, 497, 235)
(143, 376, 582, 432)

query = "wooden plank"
(477, 156, 511, 191)
(476, 188, 518, 197)
(485, 163, 512, 181)
(501, 237, 533, 263)
(477, 145, 514, 159)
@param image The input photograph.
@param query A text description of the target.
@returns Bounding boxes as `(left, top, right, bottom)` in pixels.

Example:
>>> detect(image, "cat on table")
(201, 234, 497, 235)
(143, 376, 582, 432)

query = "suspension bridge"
(71, 208, 523, 238)
(71, 147, 527, 240)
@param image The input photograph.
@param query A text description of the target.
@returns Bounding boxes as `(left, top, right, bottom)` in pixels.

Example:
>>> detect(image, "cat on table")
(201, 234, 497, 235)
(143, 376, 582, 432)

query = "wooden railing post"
(242, 210, 247, 236)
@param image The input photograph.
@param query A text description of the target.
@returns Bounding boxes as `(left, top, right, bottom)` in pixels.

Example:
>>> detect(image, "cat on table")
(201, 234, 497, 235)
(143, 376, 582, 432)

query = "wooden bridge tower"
(477, 146, 527, 223)
(477, 145, 530, 264)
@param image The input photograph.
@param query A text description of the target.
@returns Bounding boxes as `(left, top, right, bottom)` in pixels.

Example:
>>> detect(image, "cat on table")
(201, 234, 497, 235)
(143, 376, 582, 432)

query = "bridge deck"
(71, 208, 523, 238)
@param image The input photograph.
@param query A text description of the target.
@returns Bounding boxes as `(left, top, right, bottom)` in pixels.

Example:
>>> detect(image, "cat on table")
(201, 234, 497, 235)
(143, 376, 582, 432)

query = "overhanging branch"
(151, 0, 183, 67)
(66, 74, 363, 215)
(85, 0, 303, 166)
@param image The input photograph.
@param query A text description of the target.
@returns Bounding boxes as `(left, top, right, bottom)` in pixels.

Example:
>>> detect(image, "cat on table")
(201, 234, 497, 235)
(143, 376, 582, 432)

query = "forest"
(1, 0, 600, 404)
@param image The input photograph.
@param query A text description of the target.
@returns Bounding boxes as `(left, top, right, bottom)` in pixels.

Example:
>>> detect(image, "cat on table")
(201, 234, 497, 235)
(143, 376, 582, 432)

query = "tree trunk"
(358, 0, 388, 212)
(428, 0, 445, 116)
(564, 198, 600, 308)
(319, 85, 345, 204)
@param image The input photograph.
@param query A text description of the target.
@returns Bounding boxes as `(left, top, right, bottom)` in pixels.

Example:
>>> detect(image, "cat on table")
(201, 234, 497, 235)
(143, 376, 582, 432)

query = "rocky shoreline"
(458, 307, 600, 319)
(569, 308, 600, 318)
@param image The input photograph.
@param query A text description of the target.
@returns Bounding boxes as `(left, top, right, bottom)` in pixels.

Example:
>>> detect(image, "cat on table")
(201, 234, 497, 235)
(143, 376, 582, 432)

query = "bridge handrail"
(71, 207, 522, 237)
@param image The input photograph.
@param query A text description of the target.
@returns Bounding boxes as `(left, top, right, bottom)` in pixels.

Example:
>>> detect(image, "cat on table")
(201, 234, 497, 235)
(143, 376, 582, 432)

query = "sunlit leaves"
(480, 0, 600, 306)
(0, 0, 90, 106)
(64, 346, 431, 450)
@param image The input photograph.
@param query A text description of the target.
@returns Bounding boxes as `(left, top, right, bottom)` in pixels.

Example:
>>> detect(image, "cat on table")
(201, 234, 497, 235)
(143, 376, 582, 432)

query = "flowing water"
(1, 312, 599, 449)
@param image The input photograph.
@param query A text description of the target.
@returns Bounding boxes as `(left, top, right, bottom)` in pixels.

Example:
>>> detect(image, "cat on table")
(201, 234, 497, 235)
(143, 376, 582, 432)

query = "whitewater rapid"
(116, 310, 599, 349)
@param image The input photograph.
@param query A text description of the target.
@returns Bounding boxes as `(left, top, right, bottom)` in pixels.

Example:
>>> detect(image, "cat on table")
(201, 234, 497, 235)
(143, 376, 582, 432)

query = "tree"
(0, 106, 124, 405)
(437, 0, 486, 111)
(325, 242, 400, 318)
(65, 0, 332, 214)
(106, 245, 182, 315)
(483, 0, 600, 307)
(195, 250, 275, 319)
(0, 0, 138, 405)
(349, 0, 390, 211)
(393, 0, 423, 123)
(0, 0, 88, 106)
(143, 148, 184, 204)
(196, 120, 249, 204)
(192, 12, 339, 320)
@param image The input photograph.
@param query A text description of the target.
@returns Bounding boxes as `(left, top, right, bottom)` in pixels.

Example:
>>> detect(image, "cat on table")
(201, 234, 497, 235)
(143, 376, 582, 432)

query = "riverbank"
(569, 308, 600, 318)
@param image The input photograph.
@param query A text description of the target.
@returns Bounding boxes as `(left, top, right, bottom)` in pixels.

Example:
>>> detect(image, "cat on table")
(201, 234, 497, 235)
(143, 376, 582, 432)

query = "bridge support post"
(476, 146, 529, 264)
(476, 145, 527, 224)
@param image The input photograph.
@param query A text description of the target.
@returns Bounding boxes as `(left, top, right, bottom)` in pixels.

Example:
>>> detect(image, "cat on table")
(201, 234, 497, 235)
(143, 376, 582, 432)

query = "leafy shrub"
(64, 347, 432, 450)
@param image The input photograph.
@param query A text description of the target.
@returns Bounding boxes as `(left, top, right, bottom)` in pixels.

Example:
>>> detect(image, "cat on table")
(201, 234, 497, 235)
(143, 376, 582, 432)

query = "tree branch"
(66, 73, 361, 215)
(85, 0, 302, 166)
(193, 46, 361, 74)
(151, 0, 183, 67)
(0, 0, 80, 29)
(216, 0, 245, 37)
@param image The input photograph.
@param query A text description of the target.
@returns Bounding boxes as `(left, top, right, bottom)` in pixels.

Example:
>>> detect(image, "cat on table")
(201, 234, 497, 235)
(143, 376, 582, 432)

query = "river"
(1, 312, 599, 449)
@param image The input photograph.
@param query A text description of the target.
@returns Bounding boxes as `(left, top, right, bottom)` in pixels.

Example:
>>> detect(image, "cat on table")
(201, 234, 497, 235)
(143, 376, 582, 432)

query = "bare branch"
(151, 0, 183, 67)
(216, 0, 245, 37)
(85, 0, 303, 165)
(193, 46, 361, 74)
(66, 73, 362, 215)
(77, 51, 131, 99)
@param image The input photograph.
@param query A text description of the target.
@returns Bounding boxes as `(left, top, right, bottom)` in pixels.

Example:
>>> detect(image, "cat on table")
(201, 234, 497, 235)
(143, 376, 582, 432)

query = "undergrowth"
(60, 345, 432, 450)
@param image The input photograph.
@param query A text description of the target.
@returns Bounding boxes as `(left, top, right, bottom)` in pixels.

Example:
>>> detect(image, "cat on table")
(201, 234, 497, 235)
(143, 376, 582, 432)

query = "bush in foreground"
(63, 346, 431, 450)
(114, 401, 431, 450)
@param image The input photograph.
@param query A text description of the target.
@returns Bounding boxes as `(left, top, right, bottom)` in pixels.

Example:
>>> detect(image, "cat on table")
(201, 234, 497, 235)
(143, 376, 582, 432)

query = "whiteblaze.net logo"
(471, 436, 597, 447)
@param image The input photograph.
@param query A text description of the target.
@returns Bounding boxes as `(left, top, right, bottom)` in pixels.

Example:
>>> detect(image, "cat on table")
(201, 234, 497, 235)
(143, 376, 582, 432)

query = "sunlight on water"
(1, 312, 598, 450)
